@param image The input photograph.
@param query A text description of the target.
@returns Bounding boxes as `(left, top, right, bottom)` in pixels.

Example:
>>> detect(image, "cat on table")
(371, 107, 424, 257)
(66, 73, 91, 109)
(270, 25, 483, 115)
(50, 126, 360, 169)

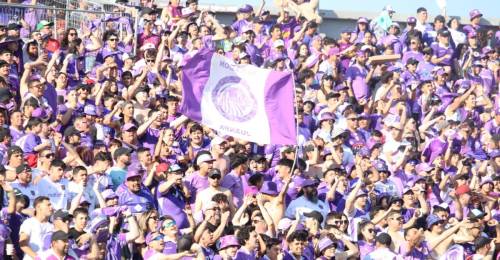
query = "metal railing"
(0, 2, 138, 55)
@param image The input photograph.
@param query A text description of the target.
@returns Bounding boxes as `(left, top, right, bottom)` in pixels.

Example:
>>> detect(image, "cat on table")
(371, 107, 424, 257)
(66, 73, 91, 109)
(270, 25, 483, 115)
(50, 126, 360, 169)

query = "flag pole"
(289, 75, 300, 175)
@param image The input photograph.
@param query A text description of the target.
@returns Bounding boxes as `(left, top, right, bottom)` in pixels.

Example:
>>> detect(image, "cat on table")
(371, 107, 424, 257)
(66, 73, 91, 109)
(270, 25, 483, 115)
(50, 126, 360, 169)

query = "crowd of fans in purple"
(0, 0, 499, 259)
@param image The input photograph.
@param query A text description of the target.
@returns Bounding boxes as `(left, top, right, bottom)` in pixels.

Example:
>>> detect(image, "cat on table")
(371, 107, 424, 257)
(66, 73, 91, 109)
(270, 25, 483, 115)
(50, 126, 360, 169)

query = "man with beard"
(158, 164, 191, 229)
(116, 169, 155, 214)
(35, 231, 75, 260)
(284, 178, 329, 223)
(108, 147, 132, 190)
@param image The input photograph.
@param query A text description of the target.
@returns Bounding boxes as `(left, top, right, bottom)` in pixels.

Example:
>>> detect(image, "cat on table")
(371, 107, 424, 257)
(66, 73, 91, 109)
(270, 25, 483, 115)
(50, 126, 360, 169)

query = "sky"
(199, 0, 499, 20)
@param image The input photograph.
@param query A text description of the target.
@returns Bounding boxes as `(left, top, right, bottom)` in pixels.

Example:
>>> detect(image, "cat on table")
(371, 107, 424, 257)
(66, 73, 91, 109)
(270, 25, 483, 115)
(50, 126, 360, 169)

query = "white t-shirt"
(67, 181, 97, 211)
(10, 181, 37, 207)
(19, 217, 54, 260)
(36, 177, 69, 210)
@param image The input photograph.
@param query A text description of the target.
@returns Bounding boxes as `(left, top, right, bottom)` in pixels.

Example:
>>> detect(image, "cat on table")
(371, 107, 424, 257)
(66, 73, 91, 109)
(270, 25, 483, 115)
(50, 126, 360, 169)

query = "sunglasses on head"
(163, 220, 176, 228)
(152, 234, 164, 242)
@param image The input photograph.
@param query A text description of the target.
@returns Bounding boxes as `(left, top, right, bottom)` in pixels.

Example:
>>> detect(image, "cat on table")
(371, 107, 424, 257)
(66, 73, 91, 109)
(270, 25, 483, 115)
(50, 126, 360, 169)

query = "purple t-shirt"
(183, 172, 209, 205)
(430, 42, 454, 66)
(346, 64, 369, 100)
(220, 171, 244, 207)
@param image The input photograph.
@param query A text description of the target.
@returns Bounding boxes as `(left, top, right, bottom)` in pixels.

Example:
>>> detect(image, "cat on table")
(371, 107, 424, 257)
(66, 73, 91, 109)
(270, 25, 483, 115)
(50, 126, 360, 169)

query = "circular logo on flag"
(212, 76, 257, 122)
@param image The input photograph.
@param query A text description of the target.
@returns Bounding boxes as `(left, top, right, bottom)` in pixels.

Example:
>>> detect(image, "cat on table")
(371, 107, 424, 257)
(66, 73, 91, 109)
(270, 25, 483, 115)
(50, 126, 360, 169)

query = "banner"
(180, 48, 297, 145)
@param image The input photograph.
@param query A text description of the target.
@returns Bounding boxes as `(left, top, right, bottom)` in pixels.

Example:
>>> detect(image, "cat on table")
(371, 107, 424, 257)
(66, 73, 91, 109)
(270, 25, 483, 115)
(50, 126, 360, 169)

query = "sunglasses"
(69, 33, 77, 36)
(149, 215, 159, 221)
(334, 220, 349, 225)
(209, 175, 221, 180)
(392, 217, 403, 221)
(347, 118, 358, 121)
(146, 59, 155, 63)
(108, 38, 118, 41)
(151, 235, 164, 242)
(163, 220, 176, 228)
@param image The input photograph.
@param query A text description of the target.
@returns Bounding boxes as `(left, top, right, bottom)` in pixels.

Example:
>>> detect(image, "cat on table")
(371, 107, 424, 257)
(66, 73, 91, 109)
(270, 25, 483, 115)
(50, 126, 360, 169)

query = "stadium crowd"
(0, 0, 499, 259)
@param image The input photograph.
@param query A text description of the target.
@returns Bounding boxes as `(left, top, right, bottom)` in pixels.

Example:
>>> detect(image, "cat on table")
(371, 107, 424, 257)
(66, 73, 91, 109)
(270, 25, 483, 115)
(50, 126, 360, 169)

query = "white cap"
(196, 153, 215, 166)
(211, 136, 227, 146)
(384, 4, 395, 13)
(140, 43, 156, 51)
(273, 39, 285, 48)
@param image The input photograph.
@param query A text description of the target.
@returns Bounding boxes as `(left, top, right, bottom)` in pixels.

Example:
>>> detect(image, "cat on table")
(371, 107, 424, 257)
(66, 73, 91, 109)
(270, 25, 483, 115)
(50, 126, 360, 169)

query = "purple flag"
(180, 48, 296, 145)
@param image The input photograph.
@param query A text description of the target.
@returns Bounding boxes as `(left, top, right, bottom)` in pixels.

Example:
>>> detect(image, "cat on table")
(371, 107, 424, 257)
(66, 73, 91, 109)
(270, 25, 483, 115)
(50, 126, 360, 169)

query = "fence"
(0, 1, 138, 54)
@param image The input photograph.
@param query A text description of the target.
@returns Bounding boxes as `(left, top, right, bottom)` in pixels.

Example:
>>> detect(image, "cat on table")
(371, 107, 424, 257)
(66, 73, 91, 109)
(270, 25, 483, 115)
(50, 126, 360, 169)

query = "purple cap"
(84, 104, 98, 116)
(472, 60, 484, 67)
(426, 214, 442, 229)
(357, 17, 369, 24)
(407, 16, 417, 24)
(126, 170, 142, 180)
(374, 160, 389, 172)
(490, 150, 500, 159)
(238, 4, 253, 13)
(480, 177, 493, 186)
(318, 237, 335, 252)
(319, 112, 335, 121)
(102, 49, 119, 59)
(219, 235, 240, 250)
(367, 139, 382, 150)
(468, 31, 477, 38)
(122, 123, 138, 132)
(357, 147, 370, 158)
(277, 218, 294, 230)
(416, 162, 434, 174)
(435, 67, 448, 76)
(102, 189, 118, 200)
(482, 46, 494, 55)
(296, 177, 319, 189)
(260, 181, 279, 196)
(469, 9, 482, 20)
(356, 50, 366, 57)
(32, 108, 48, 119)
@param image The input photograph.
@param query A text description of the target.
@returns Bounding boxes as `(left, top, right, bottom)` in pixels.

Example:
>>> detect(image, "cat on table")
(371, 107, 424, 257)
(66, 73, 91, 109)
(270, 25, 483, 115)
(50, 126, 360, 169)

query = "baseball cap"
(374, 160, 389, 172)
(168, 164, 183, 173)
(145, 232, 164, 244)
(7, 23, 22, 30)
(36, 20, 54, 31)
(273, 39, 285, 48)
(156, 163, 170, 173)
(126, 169, 142, 180)
(208, 168, 222, 178)
(122, 123, 138, 132)
(468, 208, 487, 220)
(437, 29, 450, 37)
(426, 214, 443, 229)
(407, 17, 417, 24)
(84, 104, 98, 116)
(196, 153, 215, 166)
(357, 17, 369, 24)
(53, 209, 72, 222)
(469, 9, 483, 20)
(15, 164, 31, 174)
(260, 181, 279, 196)
(219, 235, 240, 250)
(238, 4, 253, 13)
(101, 189, 118, 200)
(51, 231, 69, 242)
(303, 210, 324, 224)
(318, 237, 335, 252)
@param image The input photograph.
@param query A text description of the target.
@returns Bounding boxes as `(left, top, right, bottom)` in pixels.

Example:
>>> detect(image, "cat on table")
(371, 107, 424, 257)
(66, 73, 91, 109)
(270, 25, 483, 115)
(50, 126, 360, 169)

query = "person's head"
(230, 154, 248, 176)
(73, 207, 89, 231)
(34, 196, 53, 218)
(146, 231, 165, 252)
(286, 230, 308, 257)
(7, 145, 23, 167)
(49, 160, 66, 182)
(387, 211, 404, 229)
(237, 225, 258, 251)
(375, 232, 392, 248)
(208, 168, 222, 187)
(51, 231, 70, 256)
(113, 147, 132, 166)
(126, 171, 144, 193)
(276, 158, 293, 179)
(404, 226, 424, 244)
(72, 166, 88, 186)
(195, 152, 215, 173)
(359, 220, 376, 241)
(417, 7, 428, 23)
(105, 32, 119, 49)
(28, 80, 45, 98)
